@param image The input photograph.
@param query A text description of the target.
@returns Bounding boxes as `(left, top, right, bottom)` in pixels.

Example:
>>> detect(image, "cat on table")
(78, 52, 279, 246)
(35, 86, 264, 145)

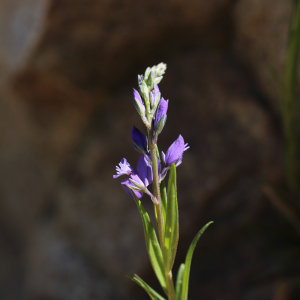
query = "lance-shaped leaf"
(181, 222, 213, 300)
(132, 193, 168, 294)
(128, 275, 166, 300)
(160, 180, 167, 223)
(175, 264, 185, 300)
(153, 179, 168, 237)
(163, 164, 179, 272)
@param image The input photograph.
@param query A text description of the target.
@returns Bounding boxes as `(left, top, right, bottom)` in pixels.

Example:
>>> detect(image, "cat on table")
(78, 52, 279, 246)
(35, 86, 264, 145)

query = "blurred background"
(0, 0, 299, 299)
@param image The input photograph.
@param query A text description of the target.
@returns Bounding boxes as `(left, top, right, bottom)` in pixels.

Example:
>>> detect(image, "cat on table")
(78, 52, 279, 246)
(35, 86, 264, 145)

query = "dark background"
(0, 0, 299, 299)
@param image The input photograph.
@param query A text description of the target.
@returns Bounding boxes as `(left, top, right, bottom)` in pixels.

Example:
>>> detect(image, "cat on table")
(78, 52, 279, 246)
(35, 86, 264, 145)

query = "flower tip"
(133, 88, 139, 96)
(184, 143, 190, 151)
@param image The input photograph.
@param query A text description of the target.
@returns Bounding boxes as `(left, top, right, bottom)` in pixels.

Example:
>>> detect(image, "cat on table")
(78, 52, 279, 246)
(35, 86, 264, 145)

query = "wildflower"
(160, 135, 189, 180)
(114, 155, 157, 202)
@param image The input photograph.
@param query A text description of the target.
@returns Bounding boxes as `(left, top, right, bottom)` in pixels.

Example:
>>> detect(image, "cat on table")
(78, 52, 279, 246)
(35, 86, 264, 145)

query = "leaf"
(153, 180, 167, 234)
(181, 222, 213, 300)
(132, 193, 168, 294)
(175, 264, 185, 300)
(160, 180, 167, 223)
(128, 275, 166, 300)
(163, 164, 179, 272)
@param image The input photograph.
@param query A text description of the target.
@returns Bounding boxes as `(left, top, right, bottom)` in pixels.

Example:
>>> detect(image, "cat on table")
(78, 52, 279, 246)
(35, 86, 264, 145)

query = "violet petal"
(133, 88, 145, 115)
(150, 84, 160, 107)
(131, 126, 148, 154)
(154, 98, 168, 132)
(165, 135, 185, 167)
(113, 158, 135, 178)
(137, 155, 153, 186)
(121, 178, 143, 199)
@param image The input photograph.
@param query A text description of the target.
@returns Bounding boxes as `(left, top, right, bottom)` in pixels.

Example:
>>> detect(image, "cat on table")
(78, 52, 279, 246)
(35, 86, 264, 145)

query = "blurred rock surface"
(0, 0, 295, 299)
(234, 0, 294, 109)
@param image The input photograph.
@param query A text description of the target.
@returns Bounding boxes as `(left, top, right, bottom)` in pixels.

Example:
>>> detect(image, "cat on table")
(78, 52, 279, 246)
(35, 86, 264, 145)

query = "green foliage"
(180, 222, 213, 300)
(128, 275, 166, 300)
(153, 180, 167, 230)
(132, 192, 168, 294)
(163, 164, 179, 272)
(160, 180, 167, 227)
(175, 264, 185, 300)
(282, 0, 300, 197)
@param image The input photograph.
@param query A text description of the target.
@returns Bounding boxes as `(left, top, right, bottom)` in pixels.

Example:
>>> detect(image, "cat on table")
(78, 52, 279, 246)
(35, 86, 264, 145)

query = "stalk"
(282, 0, 300, 198)
(166, 271, 176, 300)
(150, 133, 175, 300)
(150, 140, 165, 247)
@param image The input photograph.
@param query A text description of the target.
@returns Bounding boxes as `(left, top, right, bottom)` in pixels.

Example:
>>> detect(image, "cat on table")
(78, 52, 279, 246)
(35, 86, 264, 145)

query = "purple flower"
(154, 97, 168, 134)
(114, 155, 156, 202)
(150, 84, 161, 108)
(131, 126, 148, 155)
(160, 135, 189, 180)
(133, 89, 145, 117)
(136, 155, 153, 186)
(113, 158, 135, 179)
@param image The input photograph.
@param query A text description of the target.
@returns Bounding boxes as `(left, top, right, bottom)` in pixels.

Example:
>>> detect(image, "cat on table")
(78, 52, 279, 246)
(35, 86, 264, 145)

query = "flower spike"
(112, 63, 211, 300)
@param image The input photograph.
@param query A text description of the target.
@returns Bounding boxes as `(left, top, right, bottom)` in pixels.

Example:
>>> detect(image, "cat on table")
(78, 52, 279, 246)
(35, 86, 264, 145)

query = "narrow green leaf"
(163, 164, 179, 272)
(155, 144, 161, 162)
(153, 180, 167, 244)
(132, 193, 168, 294)
(181, 222, 213, 300)
(153, 180, 167, 239)
(154, 204, 158, 229)
(128, 275, 166, 300)
(175, 264, 185, 300)
(160, 180, 167, 223)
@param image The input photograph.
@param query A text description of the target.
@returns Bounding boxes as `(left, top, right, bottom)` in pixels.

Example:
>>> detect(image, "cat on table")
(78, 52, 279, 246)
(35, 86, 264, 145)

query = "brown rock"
(0, 229, 24, 300)
(24, 224, 120, 300)
(0, 0, 288, 299)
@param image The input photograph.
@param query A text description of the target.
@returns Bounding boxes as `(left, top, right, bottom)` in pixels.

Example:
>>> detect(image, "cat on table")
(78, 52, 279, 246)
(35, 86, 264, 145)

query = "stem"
(166, 271, 176, 300)
(150, 137, 175, 300)
(150, 141, 165, 247)
(282, 0, 300, 199)
(147, 97, 174, 300)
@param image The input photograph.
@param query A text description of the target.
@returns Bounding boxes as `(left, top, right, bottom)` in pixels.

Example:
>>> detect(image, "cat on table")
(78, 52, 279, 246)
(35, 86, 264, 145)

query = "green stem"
(150, 140, 176, 300)
(150, 141, 165, 247)
(282, 0, 300, 198)
(166, 271, 176, 300)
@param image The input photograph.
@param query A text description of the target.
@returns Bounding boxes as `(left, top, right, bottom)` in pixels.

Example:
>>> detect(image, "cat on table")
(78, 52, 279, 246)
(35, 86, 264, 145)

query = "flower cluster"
(113, 63, 189, 202)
